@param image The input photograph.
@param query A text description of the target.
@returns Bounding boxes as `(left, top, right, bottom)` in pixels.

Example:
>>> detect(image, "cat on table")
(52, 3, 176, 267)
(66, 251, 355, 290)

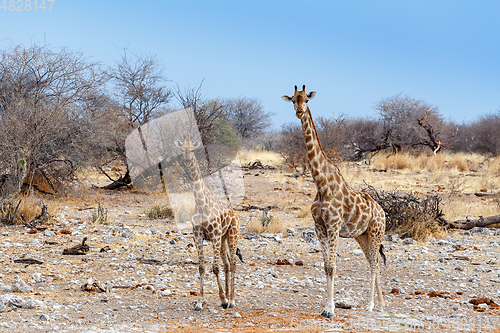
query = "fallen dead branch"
(235, 205, 279, 212)
(62, 237, 89, 255)
(13, 258, 44, 265)
(446, 215, 500, 230)
(81, 278, 106, 292)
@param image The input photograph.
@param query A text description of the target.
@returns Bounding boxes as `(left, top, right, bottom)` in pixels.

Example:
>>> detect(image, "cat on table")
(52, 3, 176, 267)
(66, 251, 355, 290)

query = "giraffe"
(174, 137, 240, 311)
(282, 85, 386, 318)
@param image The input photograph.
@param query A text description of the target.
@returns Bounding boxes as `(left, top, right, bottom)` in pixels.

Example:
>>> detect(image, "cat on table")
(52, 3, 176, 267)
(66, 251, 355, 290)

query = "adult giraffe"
(282, 85, 386, 318)
(175, 137, 240, 311)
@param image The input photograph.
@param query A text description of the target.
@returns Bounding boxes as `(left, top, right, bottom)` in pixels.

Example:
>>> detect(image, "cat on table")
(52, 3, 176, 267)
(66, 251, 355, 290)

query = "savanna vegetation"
(1, 43, 499, 239)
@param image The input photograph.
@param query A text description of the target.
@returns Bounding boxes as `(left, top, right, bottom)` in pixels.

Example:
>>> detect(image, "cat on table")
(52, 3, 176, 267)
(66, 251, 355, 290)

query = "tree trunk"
(100, 170, 131, 190)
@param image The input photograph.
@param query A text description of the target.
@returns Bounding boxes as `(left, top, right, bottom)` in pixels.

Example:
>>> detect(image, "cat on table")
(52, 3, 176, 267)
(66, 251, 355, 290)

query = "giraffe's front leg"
(194, 233, 205, 311)
(315, 210, 340, 318)
(212, 238, 228, 308)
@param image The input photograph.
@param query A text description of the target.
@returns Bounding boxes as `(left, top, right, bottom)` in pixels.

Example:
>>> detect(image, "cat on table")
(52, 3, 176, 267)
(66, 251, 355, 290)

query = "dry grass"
(142, 203, 174, 220)
(245, 212, 288, 234)
(0, 196, 50, 225)
(296, 206, 311, 219)
(239, 148, 284, 167)
(371, 152, 484, 172)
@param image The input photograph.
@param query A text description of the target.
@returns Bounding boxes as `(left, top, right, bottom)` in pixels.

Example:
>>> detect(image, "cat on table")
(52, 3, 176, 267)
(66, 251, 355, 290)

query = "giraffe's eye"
(305, 100, 309, 103)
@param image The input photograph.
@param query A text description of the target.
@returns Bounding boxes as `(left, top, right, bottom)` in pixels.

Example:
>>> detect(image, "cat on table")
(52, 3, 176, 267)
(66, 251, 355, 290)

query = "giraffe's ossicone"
(282, 86, 386, 318)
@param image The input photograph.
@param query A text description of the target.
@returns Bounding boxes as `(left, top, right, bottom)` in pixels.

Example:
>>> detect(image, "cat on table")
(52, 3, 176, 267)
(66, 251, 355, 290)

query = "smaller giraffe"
(175, 137, 240, 311)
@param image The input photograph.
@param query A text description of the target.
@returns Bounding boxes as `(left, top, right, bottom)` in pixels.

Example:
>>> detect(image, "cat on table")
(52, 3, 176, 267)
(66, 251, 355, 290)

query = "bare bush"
(224, 97, 273, 142)
(362, 184, 446, 241)
(0, 44, 106, 207)
(467, 111, 500, 156)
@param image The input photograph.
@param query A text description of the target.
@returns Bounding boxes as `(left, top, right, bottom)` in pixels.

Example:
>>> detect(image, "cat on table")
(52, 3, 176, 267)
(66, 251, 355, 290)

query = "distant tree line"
(272, 94, 500, 167)
(0, 43, 498, 208)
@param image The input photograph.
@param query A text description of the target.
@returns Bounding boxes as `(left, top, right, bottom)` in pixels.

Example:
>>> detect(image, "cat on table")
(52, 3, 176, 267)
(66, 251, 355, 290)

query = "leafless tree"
(100, 51, 173, 189)
(373, 94, 455, 154)
(0, 43, 106, 221)
(109, 50, 172, 127)
(467, 111, 500, 155)
(224, 97, 273, 142)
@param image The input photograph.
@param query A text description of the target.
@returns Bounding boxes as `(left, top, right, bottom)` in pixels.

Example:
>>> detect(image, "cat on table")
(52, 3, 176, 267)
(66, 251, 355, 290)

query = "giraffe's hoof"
(194, 305, 203, 311)
(228, 302, 235, 308)
(321, 310, 334, 318)
(221, 302, 228, 309)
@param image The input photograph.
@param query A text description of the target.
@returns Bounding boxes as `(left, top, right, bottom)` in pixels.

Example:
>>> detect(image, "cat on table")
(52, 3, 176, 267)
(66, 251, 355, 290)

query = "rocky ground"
(1, 168, 500, 333)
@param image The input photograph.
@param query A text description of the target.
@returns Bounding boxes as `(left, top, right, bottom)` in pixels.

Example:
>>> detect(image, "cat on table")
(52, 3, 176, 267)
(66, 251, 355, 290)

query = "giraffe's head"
(281, 85, 316, 119)
(174, 137, 201, 159)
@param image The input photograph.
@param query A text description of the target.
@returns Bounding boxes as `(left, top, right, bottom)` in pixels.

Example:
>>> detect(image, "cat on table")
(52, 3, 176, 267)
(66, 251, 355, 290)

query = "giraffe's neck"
(187, 153, 207, 206)
(301, 108, 343, 190)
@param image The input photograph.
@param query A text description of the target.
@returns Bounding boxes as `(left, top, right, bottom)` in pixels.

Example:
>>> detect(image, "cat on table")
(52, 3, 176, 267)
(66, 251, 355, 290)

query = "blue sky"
(1, 0, 499, 129)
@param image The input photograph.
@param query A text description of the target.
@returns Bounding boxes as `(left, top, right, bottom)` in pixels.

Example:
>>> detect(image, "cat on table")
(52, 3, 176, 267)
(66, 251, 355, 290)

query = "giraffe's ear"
(193, 140, 202, 149)
(307, 91, 316, 99)
(174, 140, 183, 148)
(281, 95, 293, 103)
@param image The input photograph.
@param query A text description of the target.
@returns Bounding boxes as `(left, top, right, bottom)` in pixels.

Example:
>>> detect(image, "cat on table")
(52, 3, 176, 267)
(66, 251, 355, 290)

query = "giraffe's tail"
(236, 248, 244, 263)
(379, 244, 386, 266)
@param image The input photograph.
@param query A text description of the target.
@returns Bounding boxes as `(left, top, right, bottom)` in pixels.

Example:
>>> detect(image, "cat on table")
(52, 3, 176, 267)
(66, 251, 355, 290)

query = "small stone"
(22, 299, 36, 309)
(39, 314, 49, 321)
(351, 248, 363, 255)
(11, 276, 33, 293)
(335, 297, 356, 309)
(390, 235, 401, 243)
(8, 296, 26, 308)
(403, 238, 415, 245)
(452, 303, 459, 311)
(234, 312, 242, 318)
(162, 290, 172, 296)
(44, 229, 55, 237)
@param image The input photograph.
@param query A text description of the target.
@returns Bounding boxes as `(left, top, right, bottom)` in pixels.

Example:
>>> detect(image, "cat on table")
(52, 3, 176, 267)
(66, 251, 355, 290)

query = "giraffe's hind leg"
(355, 231, 384, 312)
(226, 219, 238, 308)
(221, 236, 230, 309)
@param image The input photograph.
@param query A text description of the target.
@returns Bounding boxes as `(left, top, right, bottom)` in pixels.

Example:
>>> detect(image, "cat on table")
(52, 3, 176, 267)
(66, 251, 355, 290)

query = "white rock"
(335, 297, 356, 309)
(11, 276, 33, 293)
(351, 248, 363, 255)
(44, 229, 55, 237)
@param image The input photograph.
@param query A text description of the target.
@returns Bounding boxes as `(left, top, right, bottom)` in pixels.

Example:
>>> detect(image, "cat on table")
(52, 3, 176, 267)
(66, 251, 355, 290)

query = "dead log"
(445, 215, 500, 230)
(474, 192, 498, 198)
(235, 205, 278, 212)
(62, 237, 89, 255)
(13, 258, 44, 265)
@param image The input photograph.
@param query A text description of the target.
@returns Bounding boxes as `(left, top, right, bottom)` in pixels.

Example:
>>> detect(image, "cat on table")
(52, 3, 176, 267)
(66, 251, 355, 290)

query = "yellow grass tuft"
(370, 152, 485, 173)
(245, 213, 288, 234)
(239, 148, 284, 167)
(0, 196, 51, 225)
(142, 204, 174, 220)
